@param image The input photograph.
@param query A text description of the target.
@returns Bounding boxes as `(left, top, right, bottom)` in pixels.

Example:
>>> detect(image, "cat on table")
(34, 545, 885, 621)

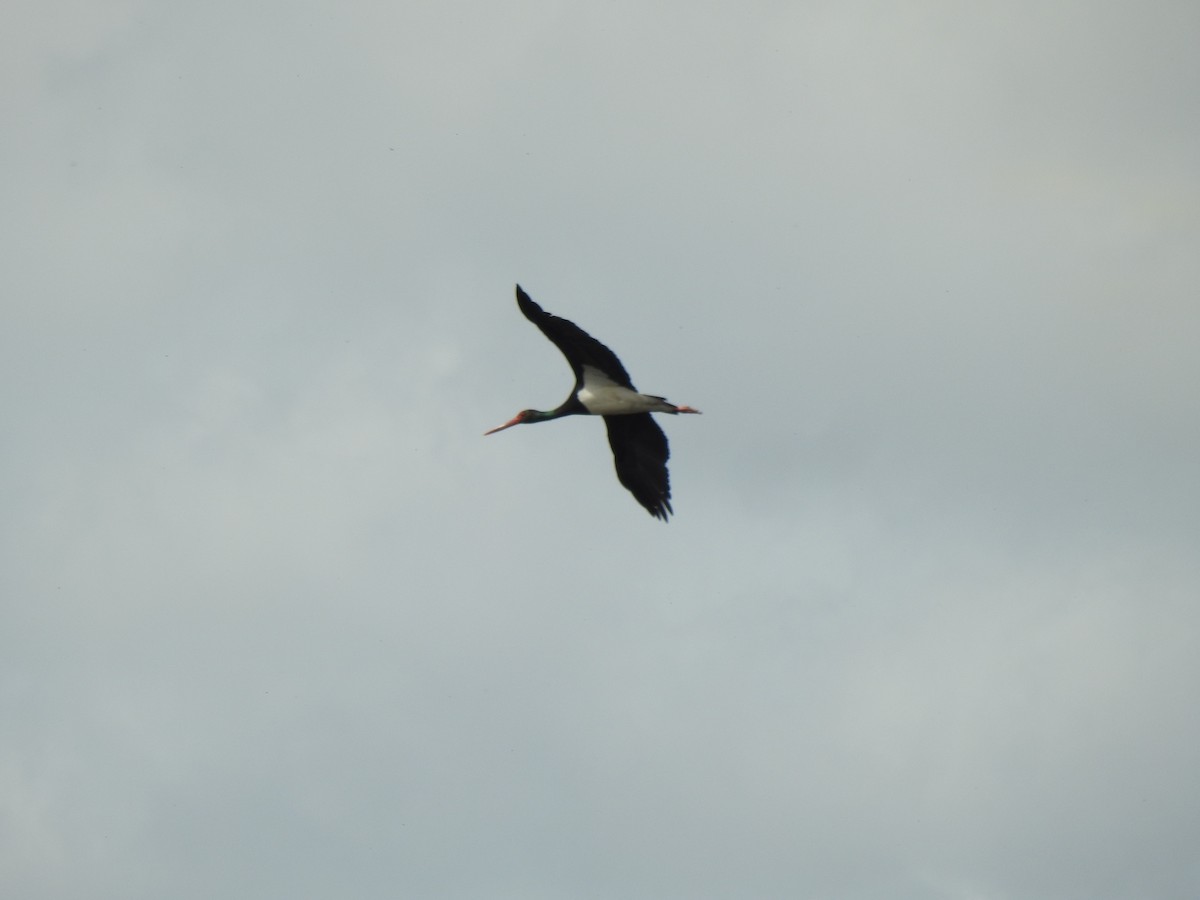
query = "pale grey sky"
(3, 2, 1199, 898)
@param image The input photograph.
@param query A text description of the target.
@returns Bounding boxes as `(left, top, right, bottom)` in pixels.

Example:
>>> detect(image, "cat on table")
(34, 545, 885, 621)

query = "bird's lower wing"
(604, 414, 672, 520)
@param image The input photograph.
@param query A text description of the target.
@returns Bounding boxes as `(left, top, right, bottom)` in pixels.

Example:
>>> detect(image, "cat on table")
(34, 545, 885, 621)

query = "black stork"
(485, 285, 700, 520)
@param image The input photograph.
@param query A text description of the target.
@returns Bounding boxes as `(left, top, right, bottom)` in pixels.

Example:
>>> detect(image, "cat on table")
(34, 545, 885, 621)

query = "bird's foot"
(675, 405, 702, 414)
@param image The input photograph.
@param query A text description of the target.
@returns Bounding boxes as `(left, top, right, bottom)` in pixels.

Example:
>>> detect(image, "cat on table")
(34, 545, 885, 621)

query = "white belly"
(576, 366, 675, 415)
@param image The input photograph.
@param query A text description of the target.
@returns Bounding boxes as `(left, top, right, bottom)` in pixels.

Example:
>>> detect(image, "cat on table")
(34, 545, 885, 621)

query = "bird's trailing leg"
(674, 405, 702, 414)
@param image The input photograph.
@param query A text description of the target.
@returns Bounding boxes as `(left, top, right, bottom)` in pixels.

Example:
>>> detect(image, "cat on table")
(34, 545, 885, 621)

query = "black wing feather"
(604, 413, 673, 520)
(516, 285, 635, 389)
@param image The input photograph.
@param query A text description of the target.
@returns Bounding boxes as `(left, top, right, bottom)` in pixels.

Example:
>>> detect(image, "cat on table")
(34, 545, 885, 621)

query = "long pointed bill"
(483, 414, 524, 436)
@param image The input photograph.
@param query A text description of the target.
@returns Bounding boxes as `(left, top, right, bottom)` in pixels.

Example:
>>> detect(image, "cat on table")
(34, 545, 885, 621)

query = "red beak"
(483, 414, 524, 436)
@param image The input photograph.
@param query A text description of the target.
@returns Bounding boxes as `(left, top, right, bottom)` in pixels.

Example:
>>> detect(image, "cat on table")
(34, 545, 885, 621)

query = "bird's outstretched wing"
(516, 285, 635, 389)
(604, 413, 673, 520)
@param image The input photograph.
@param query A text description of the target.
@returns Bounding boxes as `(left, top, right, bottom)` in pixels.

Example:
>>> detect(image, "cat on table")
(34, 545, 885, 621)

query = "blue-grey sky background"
(4, 2, 1199, 898)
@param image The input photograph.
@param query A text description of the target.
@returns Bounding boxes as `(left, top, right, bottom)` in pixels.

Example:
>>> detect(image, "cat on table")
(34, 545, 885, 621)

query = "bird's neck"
(531, 398, 584, 423)
(527, 408, 567, 423)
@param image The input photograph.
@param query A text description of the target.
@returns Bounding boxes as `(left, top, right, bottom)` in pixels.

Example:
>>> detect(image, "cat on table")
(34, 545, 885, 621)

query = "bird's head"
(483, 409, 538, 435)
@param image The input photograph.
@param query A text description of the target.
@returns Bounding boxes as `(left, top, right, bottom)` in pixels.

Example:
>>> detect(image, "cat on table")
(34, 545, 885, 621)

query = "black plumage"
(603, 413, 673, 521)
(486, 284, 698, 520)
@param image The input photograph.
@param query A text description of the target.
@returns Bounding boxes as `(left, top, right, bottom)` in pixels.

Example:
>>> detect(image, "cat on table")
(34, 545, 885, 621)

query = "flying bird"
(485, 285, 700, 520)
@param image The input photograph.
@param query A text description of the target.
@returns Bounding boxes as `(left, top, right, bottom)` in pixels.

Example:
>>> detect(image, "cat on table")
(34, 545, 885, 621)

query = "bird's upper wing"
(604, 413, 673, 520)
(516, 285, 636, 389)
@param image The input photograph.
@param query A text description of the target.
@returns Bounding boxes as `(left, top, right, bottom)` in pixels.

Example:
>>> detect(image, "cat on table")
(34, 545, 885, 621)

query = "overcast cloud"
(3, 1, 1199, 898)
